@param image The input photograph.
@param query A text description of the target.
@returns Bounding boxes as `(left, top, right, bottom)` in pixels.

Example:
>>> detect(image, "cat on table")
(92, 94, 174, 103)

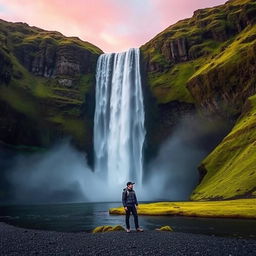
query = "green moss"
(0, 19, 102, 149)
(147, 61, 197, 103)
(49, 115, 85, 141)
(190, 94, 256, 200)
(190, 25, 256, 79)
(231, 0, 253, 6)
(141, 0, 256, 105)
(156, 225, 173, 231)
(92, 225, 125, 233)
(79, 73, 94, 95)
(33, 83, 53, 98)
(188, 40, 223, 58)
(0, 85, 39, 117)
(110, 199, 256, 218)
(21, 32, 102, 55)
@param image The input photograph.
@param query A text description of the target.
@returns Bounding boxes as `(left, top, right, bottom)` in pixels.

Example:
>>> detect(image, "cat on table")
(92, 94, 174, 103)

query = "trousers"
(125, 205, 139, 229)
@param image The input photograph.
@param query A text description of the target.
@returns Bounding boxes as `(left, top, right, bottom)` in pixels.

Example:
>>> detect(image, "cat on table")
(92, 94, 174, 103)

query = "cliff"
(141, 0, 256, 200)
(190, 94, 256, 200)
(0, 19, 103, 155)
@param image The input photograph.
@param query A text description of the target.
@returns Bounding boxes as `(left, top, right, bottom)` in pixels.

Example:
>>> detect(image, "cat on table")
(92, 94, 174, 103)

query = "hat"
(127, 181, 135, 186)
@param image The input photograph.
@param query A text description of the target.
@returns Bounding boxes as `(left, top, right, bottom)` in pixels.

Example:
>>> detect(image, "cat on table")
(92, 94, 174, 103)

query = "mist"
(141, 113, 230, 201)
(3, 114, 229, 204)
(5, 141, 106, 203)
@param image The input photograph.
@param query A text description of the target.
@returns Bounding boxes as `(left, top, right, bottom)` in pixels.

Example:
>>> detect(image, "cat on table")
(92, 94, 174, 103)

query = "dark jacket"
(122, 187, 138, 207)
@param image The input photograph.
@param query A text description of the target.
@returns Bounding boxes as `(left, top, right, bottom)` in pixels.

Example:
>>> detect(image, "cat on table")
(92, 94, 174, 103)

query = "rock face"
(187, 34, 256, 121)
(0, 19, 103, 156)
(15, 42, 97, 78)
(161, 37, 189, 63)
(0, 49, 12, 84)
(142, 0, 256, 74)
(141, 0, 256, 200)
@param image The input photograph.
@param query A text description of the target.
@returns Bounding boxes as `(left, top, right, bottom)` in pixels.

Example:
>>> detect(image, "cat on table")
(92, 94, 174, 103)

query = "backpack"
(123, 188, 130, 200)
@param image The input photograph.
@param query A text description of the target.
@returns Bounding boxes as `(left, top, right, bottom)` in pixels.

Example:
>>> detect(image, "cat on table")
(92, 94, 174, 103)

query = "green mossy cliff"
(0, 19, 103, 154)
(141, 0, 256, 200)
(190, 94, 256, 200)
(141, 0, 256, 111)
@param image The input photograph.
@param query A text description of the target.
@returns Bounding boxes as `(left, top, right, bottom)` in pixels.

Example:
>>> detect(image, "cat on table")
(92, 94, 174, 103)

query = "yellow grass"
(92, 225, 125, 233)
(109, 199, 256, 219)
(155, 225, 174, 231)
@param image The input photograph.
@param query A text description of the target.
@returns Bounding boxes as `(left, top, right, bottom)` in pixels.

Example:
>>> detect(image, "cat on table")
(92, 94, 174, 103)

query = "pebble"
(0, 222, 256, 256)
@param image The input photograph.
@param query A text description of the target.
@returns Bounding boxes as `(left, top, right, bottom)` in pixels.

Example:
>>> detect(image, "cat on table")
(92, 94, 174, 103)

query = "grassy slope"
(146, 60, 197, 103)
(140, 0, 256, 104)
(109, 198, 256, 219)
(0, 19, 103, 149)
(190, 94, 256, 200)
(140, 0, 256, 200)
(189, 26, 256, 79)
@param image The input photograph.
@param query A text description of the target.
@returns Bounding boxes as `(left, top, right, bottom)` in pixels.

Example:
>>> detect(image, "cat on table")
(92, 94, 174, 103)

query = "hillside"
(0, 19, 103, 154)
(141, 0, 256, 200)
(190, 94, 256, 200)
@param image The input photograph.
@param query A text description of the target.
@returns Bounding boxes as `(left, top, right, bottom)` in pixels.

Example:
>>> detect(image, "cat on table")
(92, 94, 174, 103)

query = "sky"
(0, 0, 226, 53)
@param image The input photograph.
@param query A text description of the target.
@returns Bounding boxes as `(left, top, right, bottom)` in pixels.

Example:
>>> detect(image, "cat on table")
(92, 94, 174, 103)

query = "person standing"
(122, 181, 143, 233)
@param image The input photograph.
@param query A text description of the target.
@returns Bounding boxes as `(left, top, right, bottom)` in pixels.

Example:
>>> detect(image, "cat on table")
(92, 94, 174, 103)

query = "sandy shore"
(1, 222, 256, 256)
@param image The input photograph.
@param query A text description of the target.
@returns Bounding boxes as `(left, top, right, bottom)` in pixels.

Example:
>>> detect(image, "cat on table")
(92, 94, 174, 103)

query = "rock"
(57, 78, 73, 88)
(0, 19, 102, 154)
(161, 37, 189, 63)
(0, 48, 12, 84)
(15, 42, 99, 80)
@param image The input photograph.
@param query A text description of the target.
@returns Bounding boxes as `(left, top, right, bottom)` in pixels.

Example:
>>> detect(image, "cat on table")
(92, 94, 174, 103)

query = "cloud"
(0, 0, 226, 52)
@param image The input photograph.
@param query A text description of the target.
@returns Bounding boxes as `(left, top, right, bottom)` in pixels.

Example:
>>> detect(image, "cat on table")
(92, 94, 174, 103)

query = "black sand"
(0, 222, 256, 256)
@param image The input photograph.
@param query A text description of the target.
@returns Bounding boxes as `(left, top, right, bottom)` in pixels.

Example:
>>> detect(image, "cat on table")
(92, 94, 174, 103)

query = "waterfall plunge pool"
(0, 202, 255, 239)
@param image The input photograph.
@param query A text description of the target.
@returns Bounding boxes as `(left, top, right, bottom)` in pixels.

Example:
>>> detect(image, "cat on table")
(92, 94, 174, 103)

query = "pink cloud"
(0, 0, 226, 52)
(152, 0, 227, 27)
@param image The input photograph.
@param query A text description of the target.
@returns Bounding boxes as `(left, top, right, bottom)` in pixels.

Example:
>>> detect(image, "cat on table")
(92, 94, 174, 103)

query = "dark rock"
(161, 37, 189, 63)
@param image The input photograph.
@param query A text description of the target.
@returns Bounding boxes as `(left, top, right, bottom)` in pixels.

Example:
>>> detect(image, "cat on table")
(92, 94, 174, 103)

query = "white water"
(6, 49, 206, 203)
(94, 48, 146, 189)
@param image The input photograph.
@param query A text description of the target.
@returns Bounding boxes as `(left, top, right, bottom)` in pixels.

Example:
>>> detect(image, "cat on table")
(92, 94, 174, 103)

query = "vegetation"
(140, 0, 256, 105)
(140, 0, 256, 201)
(190, 94, 256, 200)
(109, 199, 256, 218)
(92, 225, 125, 233)
(155, 226, 173, 231)
(0, 19, 102, 149)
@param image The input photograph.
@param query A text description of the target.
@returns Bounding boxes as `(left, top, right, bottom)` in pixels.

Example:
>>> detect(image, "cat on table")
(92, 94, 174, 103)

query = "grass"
(109, 199, 256, 219)
(145, 38, 224, 104)
(0, 18, 99, 148)
(147, 61, 196, 103)
(20, 30, 103, 55)
(190, 25, 256, 79)
(79, 74, 95, 95)
(0, 85, 39, 117)
(140, 0, 256, 105)
(92, 225, 125, 233)
(190, 94, 256, 200)
(48, 115, 85, 141)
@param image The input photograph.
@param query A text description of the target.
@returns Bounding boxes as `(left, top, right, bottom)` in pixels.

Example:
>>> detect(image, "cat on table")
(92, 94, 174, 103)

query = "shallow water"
(0, 202, 255, 239)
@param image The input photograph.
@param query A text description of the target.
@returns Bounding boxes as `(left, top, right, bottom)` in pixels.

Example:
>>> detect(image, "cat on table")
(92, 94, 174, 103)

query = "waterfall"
(94, 48, 146, 188)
